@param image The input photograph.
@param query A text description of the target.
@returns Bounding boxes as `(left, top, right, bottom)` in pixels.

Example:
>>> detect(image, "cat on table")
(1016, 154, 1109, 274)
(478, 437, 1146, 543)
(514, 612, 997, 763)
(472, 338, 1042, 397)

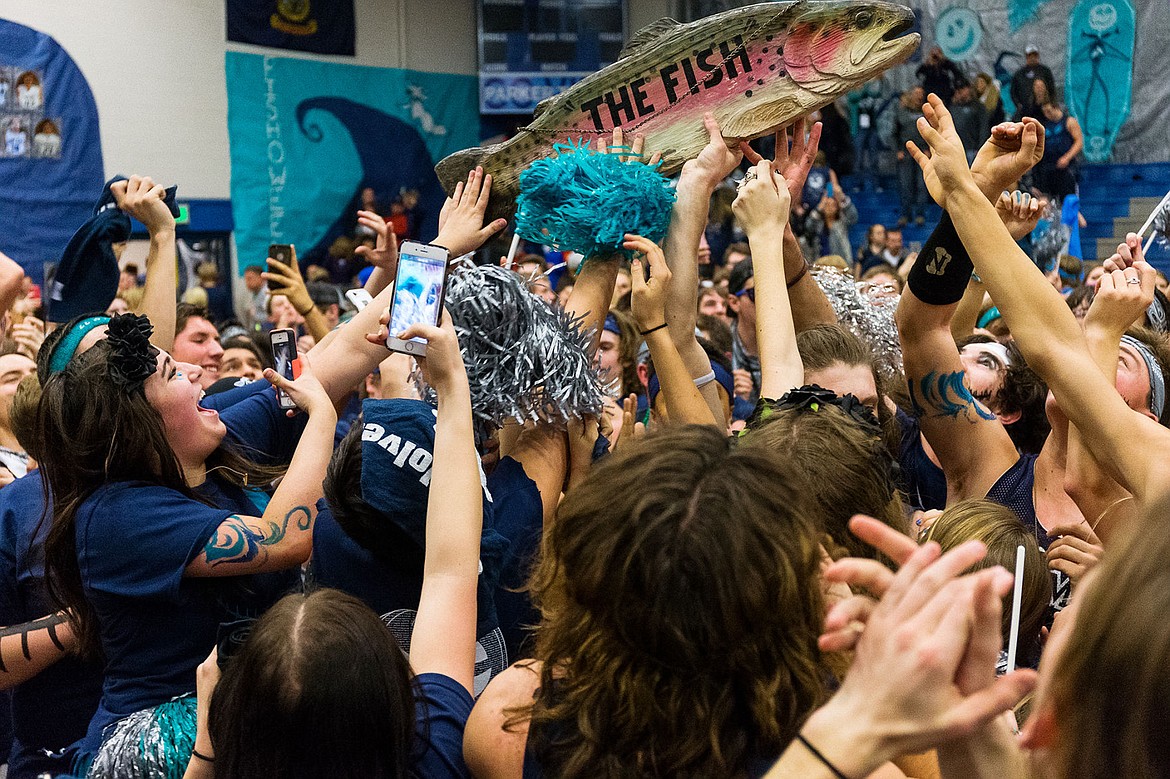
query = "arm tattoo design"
(909, 370, 998, 423)
(203, 506, 313, 566)
(0, 612, 68, 672)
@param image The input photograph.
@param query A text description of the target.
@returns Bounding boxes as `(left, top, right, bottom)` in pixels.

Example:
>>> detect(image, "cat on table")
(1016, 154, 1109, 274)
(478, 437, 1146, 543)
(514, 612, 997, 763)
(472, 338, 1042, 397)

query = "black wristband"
(906, 212, 975, 306)
(191, 748, 215, 763)
(640, 322, 668, 336)
(795, 734, 851, 779)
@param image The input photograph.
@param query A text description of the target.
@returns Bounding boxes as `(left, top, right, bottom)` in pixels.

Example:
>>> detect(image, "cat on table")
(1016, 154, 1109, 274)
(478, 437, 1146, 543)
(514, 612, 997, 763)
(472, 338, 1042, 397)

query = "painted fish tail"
(435, 146, 491, 195)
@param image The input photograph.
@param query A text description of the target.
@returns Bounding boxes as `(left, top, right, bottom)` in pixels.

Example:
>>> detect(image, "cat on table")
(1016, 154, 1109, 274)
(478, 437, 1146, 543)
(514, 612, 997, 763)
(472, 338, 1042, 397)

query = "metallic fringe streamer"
(420, 262, 606, 440)
(812, 266, 904, 381)
(87, 696, 197, 779)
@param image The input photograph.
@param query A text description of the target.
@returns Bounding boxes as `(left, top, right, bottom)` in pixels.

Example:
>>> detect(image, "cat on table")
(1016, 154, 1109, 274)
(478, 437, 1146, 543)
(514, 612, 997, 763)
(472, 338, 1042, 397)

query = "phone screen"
(390, 251, 446, 344)
(271, 331, 297, 408)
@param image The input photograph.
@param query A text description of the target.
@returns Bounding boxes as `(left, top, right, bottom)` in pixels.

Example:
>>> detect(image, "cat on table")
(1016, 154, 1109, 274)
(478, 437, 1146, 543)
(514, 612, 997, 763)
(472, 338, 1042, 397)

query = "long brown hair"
(740, 401, 906, 560)
(1048, 495, 1170, 778)
(518, 425, 827, 777)
(209, 589, 417, 779)
(38, 340, 282, 659)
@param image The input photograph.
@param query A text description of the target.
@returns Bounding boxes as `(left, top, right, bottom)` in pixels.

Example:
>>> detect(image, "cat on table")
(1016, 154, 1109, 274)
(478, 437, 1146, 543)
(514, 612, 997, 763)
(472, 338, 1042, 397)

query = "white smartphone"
(345, 287, 374, 311)
(385, 242, 450, 357)
(269, 328, 298, 410)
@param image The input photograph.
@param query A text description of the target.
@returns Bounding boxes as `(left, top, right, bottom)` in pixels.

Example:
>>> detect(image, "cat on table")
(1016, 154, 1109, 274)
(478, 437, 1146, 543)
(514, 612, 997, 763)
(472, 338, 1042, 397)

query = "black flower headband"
(776, 384, 882, 432)
(105, 313, 159, 390)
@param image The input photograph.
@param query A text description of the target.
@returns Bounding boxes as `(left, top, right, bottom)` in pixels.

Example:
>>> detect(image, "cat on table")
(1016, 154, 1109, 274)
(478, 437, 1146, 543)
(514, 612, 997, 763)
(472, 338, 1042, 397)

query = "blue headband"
(48, 316, 111, 375)
(603, 314, 621, 337)
(976, 307, 1001, 330)
(1121, 335, 1166, 422)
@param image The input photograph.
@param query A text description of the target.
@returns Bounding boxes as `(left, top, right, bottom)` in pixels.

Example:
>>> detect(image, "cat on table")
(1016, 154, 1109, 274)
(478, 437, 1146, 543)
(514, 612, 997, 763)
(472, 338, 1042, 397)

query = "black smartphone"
(269, 328, 297, 410)
(267, 244, 296, 291)
(385, 241, 450, 357)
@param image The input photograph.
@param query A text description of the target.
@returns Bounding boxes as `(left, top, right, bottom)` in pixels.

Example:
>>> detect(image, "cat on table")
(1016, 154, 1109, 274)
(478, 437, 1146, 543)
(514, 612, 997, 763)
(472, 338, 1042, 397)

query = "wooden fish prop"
(437, 0, 919, 220)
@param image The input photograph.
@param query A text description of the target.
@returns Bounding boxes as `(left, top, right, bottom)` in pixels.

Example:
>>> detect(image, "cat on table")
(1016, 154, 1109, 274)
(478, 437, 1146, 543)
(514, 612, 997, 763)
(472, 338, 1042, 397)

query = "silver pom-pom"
(421, 262, 605, 439)
(87, 696, 197, 779)
(812, 266, 903, 380)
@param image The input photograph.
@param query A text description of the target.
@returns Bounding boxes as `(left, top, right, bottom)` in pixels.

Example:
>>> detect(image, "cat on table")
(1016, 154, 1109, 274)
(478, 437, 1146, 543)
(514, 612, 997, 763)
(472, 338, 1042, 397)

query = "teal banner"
(225, 52, 478, 275)
(1065, 0, 1134, 162)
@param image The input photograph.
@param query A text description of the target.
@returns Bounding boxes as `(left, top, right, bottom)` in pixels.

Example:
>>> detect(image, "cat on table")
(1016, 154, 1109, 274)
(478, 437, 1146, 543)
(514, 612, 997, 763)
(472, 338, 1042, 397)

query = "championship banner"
(227, 0, 355, 57)
(225, 52, 478, 275)
(0, 19, 104, 283)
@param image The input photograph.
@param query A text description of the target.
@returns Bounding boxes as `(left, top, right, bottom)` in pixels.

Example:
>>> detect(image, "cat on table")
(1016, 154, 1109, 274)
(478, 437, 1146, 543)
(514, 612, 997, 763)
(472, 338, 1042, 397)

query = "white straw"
(505, 233, 522, 269)
(1137, 189, 1170, 240)
(1005, 544, 1026, 673)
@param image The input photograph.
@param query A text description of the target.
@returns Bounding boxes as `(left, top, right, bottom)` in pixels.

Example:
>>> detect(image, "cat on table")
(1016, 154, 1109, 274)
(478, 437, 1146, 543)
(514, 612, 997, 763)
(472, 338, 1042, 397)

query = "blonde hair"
(924, 499, 1050, 652)
(815, 255, 850, 272)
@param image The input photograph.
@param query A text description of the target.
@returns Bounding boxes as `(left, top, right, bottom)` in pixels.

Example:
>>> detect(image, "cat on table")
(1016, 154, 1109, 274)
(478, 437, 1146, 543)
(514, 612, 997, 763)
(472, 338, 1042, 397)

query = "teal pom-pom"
(86, 696, 198, 779)
(514, 139, 676, 260)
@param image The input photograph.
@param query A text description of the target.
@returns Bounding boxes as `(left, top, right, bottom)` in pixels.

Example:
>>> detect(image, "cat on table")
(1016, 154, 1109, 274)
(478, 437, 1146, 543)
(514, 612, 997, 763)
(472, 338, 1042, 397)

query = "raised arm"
(732, 158, 802, 398)
(354, 210, 399, 297)
(1062, 235, 1151, 540)
(663, 113, 742, 427)
(263, 248, 331, 343)
(185, 355, 336, 576)
(741, 119, 838, 331)
(400, 310, 483, 693)
(894, 239, 1018, 502)
(908, 95, 1170, 504)
(310, 167, 506, 406)
(113, 176, 177, 350)
(628, 234, 716, 427)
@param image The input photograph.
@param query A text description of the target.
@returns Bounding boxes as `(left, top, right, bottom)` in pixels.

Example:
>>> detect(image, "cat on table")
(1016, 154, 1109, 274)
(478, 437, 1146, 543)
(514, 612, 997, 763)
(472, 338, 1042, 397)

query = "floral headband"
(105, 314, 159, 390)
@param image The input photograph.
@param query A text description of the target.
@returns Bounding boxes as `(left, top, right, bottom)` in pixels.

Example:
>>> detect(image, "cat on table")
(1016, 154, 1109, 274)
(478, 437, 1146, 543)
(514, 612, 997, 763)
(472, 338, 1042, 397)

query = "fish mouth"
(883, 17, 914, 41)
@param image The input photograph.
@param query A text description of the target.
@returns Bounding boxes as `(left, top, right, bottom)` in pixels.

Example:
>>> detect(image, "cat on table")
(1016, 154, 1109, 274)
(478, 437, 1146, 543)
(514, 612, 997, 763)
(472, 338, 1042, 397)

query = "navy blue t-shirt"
(310, 505, 509, 697)
(413, 673, 474, 778)
(0, 471, 103, 778)
(488, 456, 545, 661)
(76, 387, 303, 757)
(896, 407, 948, 511)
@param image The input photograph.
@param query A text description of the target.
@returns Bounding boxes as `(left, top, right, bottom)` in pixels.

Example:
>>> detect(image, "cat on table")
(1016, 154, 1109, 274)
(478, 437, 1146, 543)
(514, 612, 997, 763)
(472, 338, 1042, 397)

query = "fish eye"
(856, 11, 873, 28)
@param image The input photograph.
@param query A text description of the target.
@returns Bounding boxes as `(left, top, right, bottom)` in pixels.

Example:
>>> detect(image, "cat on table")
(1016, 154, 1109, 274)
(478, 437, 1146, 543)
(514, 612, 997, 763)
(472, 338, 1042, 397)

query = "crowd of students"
(0, 92, 1164, 779)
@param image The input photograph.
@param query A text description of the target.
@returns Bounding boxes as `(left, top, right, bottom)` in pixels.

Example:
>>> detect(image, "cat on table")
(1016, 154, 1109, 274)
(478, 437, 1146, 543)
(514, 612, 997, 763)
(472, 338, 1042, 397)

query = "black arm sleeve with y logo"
(906, 212, 975, 305)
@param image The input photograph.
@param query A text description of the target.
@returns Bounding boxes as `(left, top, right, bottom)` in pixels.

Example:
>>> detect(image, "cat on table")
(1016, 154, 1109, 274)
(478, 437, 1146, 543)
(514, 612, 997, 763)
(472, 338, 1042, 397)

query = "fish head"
(782, 1, 919, 94)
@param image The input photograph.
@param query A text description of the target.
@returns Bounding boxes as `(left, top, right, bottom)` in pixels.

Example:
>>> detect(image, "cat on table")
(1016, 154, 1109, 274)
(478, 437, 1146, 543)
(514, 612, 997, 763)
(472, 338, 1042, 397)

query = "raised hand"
(1103, 231, 1146, 271)
(612, 393, 644, 451)
(264, 351, 331, 417)
(111, 175, 175, 234)
(970, 119, 1046, 199)
(11, 316, 45, 361)
(995, 190, 1046, 240)
(1045, 521, 1103, 587)
(802, 517, 1034, 774)
(680, 112, 743, 188)
(434, 167, 508, 257)
(625, 234, 671, 333)
(354, 209, 398, 271)
(1085, 249, 1156, 337)
(594, 126, 662, 166)
(731, 158, 791, 236)
(740, 116, 823, 207)
(906, 94, 980, 208)
(397, 308, 467, 395)
(263, 254, 313, 317)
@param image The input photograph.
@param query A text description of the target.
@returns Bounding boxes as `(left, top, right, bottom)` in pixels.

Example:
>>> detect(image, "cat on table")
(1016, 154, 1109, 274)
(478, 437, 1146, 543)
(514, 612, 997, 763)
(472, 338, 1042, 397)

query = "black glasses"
(735, 287, 755, 302)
